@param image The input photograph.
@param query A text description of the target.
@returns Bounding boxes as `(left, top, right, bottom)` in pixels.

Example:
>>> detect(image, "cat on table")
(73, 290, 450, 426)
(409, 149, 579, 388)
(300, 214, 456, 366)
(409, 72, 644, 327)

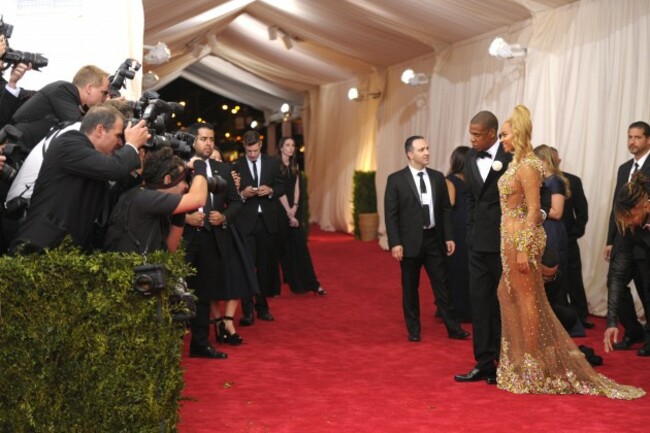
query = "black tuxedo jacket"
(465, 144, 512, 253)
(13, 130, 141, 251)
(234, 154, 284, 236)
(606, 155, 650, 252)
(384, 166, 453, 257)
(0, 77, 32, 128)
(562, 171, 588, 242)
(183, 159, 242, 254)
(12, 80, 85, 150)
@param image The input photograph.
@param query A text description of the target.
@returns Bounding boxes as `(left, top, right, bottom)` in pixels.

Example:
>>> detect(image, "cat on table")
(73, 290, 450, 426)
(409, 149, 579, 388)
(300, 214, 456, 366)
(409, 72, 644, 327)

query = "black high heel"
(222, 316, 243, 346)
(213, 318, 226, 344)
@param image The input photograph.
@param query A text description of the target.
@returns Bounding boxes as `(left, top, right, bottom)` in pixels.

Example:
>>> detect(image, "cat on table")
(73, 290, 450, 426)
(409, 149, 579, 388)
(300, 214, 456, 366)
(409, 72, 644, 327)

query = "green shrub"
(352, 170, 377, 239)
(0, 241, 192, 433)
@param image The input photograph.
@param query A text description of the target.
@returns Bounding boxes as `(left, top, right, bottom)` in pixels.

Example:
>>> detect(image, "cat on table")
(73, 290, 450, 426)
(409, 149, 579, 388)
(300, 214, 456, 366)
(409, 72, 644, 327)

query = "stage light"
(143, 42, 171, 64)
(489, 37, 527, 59)
(348, 87, 381, 101)
(400, 68, 429, 86)
(251, 120, 259, 128)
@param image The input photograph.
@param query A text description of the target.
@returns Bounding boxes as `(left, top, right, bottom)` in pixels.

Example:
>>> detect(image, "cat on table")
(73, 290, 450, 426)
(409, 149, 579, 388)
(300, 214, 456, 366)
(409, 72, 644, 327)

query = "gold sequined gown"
(496, 153, 644, 399)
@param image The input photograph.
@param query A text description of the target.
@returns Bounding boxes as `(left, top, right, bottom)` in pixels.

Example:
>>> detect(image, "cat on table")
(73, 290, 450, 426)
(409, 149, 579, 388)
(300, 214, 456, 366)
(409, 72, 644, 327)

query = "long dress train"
(496, 153, 644, 400)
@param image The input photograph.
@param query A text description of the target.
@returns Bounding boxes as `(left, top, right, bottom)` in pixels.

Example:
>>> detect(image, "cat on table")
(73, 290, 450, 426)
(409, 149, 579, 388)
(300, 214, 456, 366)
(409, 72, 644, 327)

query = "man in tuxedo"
(235, 130, 284, 326)
(551, 148, 592, 329)
(454, 111, 512, 385)
(0, 23, 34, 128)
(183, 122, 242, 359)
(385, 136, 469, 343)
(10, 105, 149, 253)
(604, 121, 650, 351)
(604, 174, 650, 356)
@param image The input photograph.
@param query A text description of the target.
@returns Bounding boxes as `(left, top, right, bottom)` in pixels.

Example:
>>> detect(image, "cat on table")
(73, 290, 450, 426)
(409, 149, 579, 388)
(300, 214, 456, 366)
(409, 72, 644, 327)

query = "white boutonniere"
(492, 160, 503, 172)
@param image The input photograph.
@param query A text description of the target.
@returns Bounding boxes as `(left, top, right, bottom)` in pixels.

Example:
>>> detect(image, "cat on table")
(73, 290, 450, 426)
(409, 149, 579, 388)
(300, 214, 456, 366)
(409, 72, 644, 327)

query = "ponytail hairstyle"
(534, 144, 572, 199)
(614, 173, 650, 234)
(506, 105, 533, 162)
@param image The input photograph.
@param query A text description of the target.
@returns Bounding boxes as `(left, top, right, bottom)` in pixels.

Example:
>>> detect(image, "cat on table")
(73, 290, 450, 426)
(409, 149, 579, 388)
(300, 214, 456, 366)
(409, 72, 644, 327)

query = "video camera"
(0, 124, 26, 184)
(129, 91, 193, 159)
(108, 58, 141, 98)
(0, 16, 48, 71)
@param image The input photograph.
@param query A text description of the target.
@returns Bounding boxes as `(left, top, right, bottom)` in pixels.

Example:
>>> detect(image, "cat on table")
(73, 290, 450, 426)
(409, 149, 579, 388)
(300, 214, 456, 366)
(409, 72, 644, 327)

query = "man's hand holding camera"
(124, 119, 150, 149)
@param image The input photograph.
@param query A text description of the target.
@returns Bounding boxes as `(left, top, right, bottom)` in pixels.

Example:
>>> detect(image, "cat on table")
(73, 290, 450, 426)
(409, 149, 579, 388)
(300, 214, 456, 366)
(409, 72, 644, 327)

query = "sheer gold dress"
(496, 153, 644, 399)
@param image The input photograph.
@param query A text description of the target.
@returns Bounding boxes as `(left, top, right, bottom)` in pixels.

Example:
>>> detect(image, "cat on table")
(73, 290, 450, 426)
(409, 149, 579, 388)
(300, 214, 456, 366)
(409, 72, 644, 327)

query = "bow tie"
(477, 151, 492, 159)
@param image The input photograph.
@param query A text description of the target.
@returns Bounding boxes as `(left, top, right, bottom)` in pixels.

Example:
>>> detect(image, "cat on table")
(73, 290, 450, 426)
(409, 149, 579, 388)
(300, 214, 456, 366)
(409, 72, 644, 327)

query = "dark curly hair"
(141, 147, 185, 188)
(614, 173, 650, 234)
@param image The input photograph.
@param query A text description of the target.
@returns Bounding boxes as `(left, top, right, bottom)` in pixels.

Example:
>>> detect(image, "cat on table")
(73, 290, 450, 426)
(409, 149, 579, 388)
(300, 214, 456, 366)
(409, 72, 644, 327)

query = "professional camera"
(0, 124, 26, 184)
(168, 278, 196, 323)
(108, 58, 141, 97)
(129, 92, 193, 159)
(0, 16, 48, 71)
(133, 263, 166, 297)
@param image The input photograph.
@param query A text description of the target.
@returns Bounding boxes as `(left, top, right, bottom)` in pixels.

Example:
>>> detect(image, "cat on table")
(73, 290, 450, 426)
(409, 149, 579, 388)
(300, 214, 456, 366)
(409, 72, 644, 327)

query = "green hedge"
(0, 241, 193, 433)
(352, 170, 377, 239)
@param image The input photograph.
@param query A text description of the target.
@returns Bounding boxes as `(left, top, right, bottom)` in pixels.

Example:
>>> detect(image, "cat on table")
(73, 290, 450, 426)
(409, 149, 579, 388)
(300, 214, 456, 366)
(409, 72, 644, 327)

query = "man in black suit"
(551, 148, 592, 329)
(10, 105, 149, 253)
(183, 122, 242, 359)
(385, 135, 469, 342)
(604, 174, 650, 356)
(0, 24, 33, 128)
(12, 65, 111, 151)
(235, 130, 284, 326)
(604, 121, 650, 351)
(455, 111, 512, 385)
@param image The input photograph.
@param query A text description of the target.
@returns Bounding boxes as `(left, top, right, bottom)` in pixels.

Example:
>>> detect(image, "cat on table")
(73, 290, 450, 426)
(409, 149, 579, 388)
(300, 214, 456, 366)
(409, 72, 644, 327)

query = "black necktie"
(418, 172, 431, 227)
(252, 160, 259, 187)
(633, 162, 639, 174)
(477, 151, 491, 159)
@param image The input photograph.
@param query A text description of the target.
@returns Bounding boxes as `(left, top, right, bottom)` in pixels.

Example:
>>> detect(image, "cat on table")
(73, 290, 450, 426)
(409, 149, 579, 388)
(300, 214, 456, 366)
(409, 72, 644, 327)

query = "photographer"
(103, 147, 209, 253)
(0, 18, 35, 128)
(10, 105, 149, 254)
(11, 64, 110, 151)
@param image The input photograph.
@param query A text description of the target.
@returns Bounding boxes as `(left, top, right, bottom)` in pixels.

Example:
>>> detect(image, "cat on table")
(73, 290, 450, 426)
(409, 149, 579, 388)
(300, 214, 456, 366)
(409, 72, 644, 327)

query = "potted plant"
(352, 170, 378, 241)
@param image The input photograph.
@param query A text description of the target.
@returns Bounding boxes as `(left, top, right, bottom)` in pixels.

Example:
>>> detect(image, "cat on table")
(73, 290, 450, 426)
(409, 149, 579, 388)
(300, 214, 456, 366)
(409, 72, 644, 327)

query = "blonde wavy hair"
(505, 105, 534, 162)
(534, 144, 572, 199)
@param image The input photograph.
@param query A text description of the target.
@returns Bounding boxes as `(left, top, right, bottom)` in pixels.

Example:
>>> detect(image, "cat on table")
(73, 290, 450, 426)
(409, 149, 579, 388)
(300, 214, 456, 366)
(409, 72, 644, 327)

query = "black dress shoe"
(454, 368, 494, 382)
(257, 312, 275, 321)
(239, 315, 255, 327)
(581, 319, 595, 329)
(448, 329, 470, 340)
(486, 374, 497, 385)
(637, 345, 650, 357)
(189, 344, 228, 359)
(408, 334, 421, 342)
(613, 334, 644, 350)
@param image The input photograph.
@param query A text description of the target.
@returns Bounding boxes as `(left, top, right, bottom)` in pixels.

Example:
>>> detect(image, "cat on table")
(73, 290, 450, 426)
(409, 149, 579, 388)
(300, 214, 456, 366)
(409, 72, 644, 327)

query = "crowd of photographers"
(0, 17, 250, 359)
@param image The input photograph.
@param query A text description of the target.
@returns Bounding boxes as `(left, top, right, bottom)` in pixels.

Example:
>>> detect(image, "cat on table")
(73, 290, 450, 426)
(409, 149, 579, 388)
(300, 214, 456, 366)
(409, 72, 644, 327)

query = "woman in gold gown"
(495, 105, 644, 399)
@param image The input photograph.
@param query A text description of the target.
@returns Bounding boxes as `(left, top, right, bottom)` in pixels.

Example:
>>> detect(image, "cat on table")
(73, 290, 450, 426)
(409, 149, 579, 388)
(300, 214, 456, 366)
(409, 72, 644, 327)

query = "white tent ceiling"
(143, 0, 576, 119)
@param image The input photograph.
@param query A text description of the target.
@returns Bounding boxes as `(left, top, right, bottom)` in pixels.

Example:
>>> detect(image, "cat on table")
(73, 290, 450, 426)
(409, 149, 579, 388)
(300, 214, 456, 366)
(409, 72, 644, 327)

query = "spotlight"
(400, 68, 429, 86)
(347, 87, 359, 101)
(280, 103, 291, 113)
(489, 37, 526, 59)
(268, 25, 278, 41)
(143, 42, 171, 64)
(282, 34, 293, 50)
(251, 120, 259, 129)
(347, 87, 380, 102)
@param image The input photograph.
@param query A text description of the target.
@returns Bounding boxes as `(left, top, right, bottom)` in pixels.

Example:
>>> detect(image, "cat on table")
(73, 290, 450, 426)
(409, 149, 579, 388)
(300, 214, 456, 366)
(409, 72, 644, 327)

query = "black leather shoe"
(448, 329, 470, 340)
(613, 334, 644, 350)
(239, 315, 255, 327)
(408, 334, 421, 342)
(454, 368, 494, 382)
(189, 344, 228, 359)
(637, 346, 650, 357)
(257, 312, 275, 321)
(581, 319, 595, 329)
(486, 374, 497, 385)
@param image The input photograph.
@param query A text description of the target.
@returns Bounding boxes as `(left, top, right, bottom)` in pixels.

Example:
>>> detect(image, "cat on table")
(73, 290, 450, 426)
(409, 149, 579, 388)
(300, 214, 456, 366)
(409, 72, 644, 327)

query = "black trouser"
(241, 215, 279, 317)
(400, 228, 459, 337)
(468, 250, 502, 372)
(616, 260, 648, 340)
(566, 240, 589, 320)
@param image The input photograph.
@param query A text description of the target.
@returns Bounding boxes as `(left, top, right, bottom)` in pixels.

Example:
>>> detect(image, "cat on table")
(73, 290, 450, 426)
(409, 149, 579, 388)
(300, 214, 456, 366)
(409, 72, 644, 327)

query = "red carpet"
(179, 227, 649, 433)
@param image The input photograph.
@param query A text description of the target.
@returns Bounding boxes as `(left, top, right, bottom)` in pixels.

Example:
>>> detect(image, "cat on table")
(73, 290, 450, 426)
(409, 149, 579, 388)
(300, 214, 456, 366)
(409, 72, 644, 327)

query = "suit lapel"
(479, 144, 509, 197)
(468, 149, 484, 190)
(404, 167, 420, 202)
(426, 168, 436, 205)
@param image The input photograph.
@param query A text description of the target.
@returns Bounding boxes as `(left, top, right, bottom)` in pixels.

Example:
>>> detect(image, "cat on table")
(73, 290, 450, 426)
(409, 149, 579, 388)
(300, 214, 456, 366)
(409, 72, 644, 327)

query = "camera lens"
(134, 274, 154, 295)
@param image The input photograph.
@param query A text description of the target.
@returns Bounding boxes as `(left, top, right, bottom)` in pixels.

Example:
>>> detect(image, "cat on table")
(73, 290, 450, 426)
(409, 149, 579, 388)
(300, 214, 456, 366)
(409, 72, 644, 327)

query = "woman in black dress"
(276, 137, 326, 295)
(445, 146, 471, 322)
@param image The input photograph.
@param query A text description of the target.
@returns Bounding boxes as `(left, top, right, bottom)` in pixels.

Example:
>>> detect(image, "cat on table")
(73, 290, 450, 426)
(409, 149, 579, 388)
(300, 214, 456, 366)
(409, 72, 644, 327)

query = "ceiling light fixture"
(489, 37, 527, 59)
(400, 68, 429, 86)
(143, 42, 171, 64)
(347, 87, 381, 101)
